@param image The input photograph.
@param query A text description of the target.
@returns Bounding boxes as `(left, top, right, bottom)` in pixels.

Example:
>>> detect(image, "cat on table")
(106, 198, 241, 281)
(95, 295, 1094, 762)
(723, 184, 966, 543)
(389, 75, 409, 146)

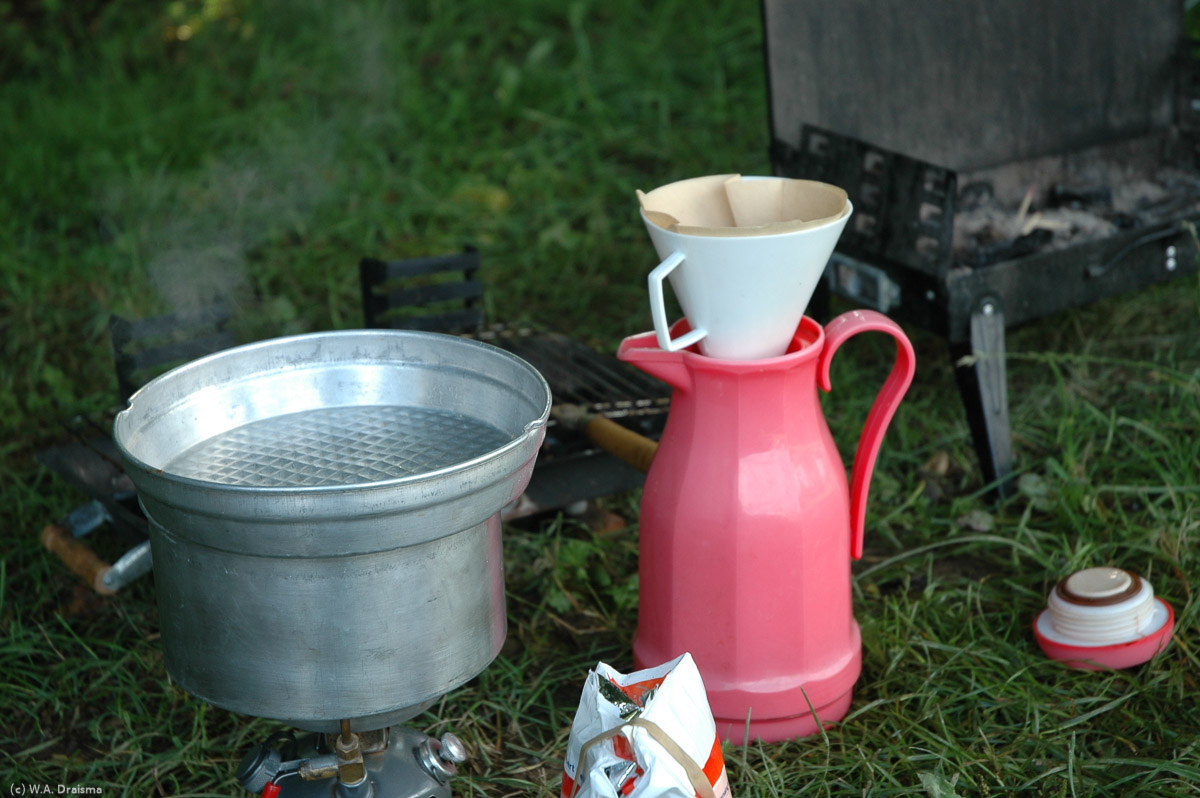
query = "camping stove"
(111, 330, 551, 798)
(235, 723, 466, 798)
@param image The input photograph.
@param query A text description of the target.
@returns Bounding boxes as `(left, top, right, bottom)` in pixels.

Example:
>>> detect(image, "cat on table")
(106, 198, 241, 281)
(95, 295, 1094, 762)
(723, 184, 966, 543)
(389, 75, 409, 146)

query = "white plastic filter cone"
(638, 175, 851, 360)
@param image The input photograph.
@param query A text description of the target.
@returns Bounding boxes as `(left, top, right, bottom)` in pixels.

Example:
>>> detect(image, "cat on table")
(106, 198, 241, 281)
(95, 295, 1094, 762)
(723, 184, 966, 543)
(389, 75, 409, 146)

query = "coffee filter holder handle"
(648, 251, 707, 352)
(819, 310, 916, 560)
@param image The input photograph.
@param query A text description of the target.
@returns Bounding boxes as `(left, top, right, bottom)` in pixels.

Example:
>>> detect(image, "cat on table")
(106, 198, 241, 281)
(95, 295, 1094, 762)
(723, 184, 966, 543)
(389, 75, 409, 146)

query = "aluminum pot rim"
(113, 328, 552, 497)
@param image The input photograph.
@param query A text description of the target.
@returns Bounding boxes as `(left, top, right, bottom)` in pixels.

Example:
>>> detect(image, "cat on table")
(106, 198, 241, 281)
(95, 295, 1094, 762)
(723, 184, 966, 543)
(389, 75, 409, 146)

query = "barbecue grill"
(763, 0, 1200, 491)
(360, 249, 671, 515)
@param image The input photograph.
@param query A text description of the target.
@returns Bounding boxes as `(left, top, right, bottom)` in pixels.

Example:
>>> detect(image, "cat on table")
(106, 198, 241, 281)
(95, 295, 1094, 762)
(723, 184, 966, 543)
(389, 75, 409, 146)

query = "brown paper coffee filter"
(636, 174, 737, 229)
(641, 208, 683, 231)
(639, 174, 849, 237)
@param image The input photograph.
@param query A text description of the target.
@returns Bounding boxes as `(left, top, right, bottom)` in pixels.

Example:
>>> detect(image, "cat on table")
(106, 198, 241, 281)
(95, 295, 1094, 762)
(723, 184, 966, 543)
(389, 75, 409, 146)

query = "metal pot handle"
(40, 523, 153, 594)
(41, 523, 117, 595)
(818, 310, 916, 560)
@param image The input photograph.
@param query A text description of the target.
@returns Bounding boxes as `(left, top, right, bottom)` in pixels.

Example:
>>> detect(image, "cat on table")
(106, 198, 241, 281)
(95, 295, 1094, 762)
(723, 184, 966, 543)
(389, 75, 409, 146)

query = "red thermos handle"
(818, 310, 916, 560)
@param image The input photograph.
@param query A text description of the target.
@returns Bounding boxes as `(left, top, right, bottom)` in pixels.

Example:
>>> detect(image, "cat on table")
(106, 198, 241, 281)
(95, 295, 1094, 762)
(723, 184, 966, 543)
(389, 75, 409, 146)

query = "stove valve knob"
(236, 743, 282, 793)
(439, 733, 468, 765)
(417, 733, 469, 783)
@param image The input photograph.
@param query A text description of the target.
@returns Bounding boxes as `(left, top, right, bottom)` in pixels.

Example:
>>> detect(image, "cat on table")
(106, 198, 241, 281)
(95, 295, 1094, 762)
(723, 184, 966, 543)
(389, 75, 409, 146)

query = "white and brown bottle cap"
(1034, 566, 1175, 668)
(1044, 567, 1157, 646)
(1056, 567, 1142, 605)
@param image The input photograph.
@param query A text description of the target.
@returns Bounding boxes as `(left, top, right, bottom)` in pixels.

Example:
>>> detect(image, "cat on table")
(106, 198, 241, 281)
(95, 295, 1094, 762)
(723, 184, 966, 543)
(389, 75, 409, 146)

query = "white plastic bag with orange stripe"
(560, 653, 732, 798)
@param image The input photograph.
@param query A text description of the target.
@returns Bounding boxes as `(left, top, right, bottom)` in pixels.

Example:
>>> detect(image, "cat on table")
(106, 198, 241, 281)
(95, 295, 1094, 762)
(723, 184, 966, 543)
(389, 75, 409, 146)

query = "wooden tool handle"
(40, 523, 115, 595)
(584, 415, 659, 474)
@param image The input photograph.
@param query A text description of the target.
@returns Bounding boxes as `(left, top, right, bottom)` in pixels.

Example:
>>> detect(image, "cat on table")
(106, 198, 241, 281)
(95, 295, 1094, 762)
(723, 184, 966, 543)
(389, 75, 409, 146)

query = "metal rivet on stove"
(925, 289, 936, 301)
(982, 302, 995, 316)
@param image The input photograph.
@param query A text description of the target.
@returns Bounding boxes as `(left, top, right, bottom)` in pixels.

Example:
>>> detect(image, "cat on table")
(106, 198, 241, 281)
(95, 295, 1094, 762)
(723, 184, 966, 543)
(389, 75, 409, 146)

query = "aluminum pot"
(114, 330, 551, 731)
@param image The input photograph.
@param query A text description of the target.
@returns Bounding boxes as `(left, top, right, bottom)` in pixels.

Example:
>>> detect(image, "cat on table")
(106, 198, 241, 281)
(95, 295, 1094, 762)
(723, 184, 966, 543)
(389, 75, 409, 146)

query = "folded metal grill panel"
(764, 0, 1184, 173)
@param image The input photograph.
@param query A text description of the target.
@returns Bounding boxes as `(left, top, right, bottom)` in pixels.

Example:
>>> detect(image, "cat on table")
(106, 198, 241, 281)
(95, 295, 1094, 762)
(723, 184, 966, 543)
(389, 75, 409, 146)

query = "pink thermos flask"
(617, 310, 915, 743)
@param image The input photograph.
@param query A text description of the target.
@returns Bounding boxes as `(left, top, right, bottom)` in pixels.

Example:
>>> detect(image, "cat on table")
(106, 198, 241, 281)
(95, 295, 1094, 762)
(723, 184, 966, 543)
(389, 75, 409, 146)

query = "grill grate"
(477, 327, 671, 463)
(482, 329, 669, 414)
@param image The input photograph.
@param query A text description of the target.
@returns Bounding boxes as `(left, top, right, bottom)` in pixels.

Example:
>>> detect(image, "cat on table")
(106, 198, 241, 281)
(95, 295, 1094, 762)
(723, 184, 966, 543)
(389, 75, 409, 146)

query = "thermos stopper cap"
(1034, 565, 1174, 670)
(1059, 567, 1134, 602)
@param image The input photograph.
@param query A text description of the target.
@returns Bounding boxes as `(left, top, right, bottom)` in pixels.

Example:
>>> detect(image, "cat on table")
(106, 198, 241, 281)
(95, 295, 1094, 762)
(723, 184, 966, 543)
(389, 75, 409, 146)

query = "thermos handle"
(648, 251, 707, 352)
(819, 310, 916, 560)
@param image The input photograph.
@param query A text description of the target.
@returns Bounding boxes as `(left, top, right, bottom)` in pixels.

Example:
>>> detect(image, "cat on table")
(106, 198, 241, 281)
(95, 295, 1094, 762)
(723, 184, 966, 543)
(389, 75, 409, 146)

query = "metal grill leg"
(952, 298, 1014, 496)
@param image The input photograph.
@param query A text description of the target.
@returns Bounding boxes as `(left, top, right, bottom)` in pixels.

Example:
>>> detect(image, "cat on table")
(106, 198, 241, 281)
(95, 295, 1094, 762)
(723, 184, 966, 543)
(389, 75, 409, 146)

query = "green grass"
(3, 1, 1199, 795)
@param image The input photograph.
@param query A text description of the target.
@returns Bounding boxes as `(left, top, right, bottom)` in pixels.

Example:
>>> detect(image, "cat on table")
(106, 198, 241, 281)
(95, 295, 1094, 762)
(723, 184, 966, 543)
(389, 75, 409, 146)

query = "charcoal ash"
(953, 189, 1120, 267)
(951, 136, 1200, 267)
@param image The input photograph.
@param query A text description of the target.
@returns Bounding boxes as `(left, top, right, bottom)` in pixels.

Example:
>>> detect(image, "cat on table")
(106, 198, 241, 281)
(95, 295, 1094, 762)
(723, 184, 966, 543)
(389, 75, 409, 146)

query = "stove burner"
(237, 725, 465, 798)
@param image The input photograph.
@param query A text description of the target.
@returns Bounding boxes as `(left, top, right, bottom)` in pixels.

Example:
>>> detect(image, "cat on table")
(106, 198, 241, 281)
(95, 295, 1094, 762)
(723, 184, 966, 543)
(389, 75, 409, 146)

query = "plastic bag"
(560, 653, 732, 798)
